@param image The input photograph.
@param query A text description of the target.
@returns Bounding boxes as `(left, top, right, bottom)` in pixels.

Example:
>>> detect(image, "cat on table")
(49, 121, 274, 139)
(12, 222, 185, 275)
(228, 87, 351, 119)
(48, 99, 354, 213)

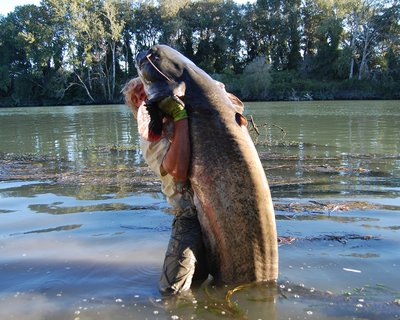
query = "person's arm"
(162, 118, 190, 182)
(158, 97, 190, 182)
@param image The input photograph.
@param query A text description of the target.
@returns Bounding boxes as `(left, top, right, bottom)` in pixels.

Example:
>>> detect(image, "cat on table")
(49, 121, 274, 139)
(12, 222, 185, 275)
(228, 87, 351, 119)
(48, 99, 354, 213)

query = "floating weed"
(374, 284, 400, 296)
(341, 284, 400, 304)
(225, 283, 254, 306)
(201, 284, 247, 319)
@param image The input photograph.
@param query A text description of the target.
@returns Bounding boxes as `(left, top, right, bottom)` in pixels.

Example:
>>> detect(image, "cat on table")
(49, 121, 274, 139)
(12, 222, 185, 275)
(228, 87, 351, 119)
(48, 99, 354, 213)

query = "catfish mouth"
(135, 50, 152, 84)
(135, 50, 149, 71)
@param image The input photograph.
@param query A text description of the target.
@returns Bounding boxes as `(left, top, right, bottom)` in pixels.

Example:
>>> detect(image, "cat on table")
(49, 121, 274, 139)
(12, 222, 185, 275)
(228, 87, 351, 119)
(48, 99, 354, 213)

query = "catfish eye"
(144, 53, 172, 82)
(147, 53, 160, 64)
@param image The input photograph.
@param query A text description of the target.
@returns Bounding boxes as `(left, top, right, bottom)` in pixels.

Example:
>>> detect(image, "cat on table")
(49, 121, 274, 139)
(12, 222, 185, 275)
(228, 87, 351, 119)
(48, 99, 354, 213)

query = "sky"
(0, 0, 41, 16)
(0, 0, 254, 17)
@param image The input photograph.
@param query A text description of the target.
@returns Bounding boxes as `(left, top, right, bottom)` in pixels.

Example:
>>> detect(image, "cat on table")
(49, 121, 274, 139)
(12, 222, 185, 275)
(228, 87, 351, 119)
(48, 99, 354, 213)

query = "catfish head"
(135, 44, 247, 140)
(135, 45, 188, 141)
(135, 44, 189, 101)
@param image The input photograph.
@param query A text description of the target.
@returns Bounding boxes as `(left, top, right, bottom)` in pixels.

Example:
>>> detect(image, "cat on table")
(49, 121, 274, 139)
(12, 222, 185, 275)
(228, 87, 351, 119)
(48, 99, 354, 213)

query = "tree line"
(0, 0, 399, 107)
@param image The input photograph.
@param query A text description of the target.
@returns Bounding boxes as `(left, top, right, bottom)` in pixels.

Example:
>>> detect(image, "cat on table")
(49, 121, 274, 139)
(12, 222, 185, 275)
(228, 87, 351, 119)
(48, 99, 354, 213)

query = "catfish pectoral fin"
(235, 113, 248, 127)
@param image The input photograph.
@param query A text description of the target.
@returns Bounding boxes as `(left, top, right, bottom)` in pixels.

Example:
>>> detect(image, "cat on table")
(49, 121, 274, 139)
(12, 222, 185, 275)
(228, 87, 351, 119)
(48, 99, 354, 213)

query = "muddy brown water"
(0, 101, 399, 319)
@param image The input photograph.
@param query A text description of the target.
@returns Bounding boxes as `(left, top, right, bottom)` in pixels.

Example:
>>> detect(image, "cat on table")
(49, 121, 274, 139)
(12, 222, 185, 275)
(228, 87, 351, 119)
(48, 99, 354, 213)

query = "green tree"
(173, 0, 240, 74)
(313, 16, 343, 78)
(103, 0, 125, 99)
(240, 56, 271, 100)
(118, 1, 136, 79)
(130, 3, 163, 54)
(44, 0, 124, 103)
(0, 13, 24, 98)
(374, 1, 400, 80)
(250, 0, 303, 71)
(344, 0, 387, 80)
(286, 0, 302, 70)
(1, 0, 399, 105)
(0, 4, 67, 105)
(254, 0, 285, 70)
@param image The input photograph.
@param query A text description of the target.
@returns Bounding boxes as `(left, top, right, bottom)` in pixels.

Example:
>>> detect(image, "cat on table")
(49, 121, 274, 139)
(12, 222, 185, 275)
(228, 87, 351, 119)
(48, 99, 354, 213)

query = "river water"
(0, 101, 399, 319)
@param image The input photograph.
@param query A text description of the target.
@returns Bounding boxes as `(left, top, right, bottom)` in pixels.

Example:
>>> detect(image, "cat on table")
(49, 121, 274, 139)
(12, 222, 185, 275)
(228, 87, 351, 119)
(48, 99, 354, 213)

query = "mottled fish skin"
(136, 44, 278, 284)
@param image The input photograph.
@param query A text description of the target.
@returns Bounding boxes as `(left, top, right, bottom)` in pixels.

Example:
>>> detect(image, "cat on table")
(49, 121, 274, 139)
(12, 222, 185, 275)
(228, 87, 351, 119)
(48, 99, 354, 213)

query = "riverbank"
(218, 72, 400, 102)
(1, 75, 400, 108)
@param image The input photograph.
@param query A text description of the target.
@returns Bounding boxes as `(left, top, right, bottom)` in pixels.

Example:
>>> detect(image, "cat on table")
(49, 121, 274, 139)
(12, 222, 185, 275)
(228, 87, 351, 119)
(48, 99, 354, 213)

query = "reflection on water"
(0, 101, 399, 319)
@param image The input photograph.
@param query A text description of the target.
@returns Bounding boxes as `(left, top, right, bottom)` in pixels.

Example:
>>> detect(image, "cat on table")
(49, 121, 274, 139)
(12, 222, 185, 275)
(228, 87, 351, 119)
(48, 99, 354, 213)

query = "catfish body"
(136, 45, 278, 284)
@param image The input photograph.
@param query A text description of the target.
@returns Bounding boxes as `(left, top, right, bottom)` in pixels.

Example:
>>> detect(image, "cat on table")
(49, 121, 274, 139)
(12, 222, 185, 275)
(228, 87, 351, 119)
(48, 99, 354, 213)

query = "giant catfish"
(136, 44, 278, 284)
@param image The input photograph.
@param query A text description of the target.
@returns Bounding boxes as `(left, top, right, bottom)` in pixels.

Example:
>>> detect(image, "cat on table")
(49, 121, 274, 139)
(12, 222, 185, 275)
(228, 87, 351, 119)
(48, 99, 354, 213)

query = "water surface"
(0, 101, 399, 319)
